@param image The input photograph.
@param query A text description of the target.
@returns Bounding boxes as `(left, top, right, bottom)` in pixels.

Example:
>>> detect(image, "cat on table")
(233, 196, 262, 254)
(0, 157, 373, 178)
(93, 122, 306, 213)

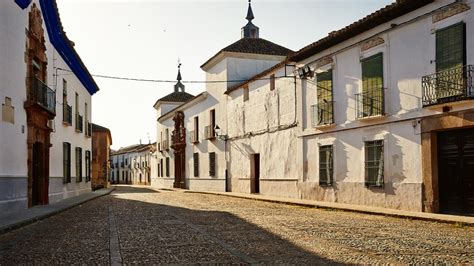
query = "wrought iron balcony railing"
(63, 104, 72, 125)
(76, 114, 83, 132)
(355, 88, 385, 119)
(311, 101, 334, 127)
(204, 125, 216, 140)
(28, 76, 56, 114)
(422, 65, 474, 107)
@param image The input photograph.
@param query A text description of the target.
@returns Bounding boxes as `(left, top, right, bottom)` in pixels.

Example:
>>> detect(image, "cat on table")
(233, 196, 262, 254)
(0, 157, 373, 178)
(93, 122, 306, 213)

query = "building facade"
(0, 0, 99, 212)
(91, 123, 112, 190)
(152, 0, 474, 216)
(110, 143, 155, 185)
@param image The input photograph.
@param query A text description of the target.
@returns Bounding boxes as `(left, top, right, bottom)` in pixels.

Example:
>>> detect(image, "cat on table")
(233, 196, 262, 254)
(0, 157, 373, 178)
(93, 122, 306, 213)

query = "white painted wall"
(0, 1, 95, 211)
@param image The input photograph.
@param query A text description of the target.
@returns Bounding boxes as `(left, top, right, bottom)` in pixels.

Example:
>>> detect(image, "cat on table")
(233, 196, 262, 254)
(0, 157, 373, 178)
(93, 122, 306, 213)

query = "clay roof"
(201, 38, 293, 69)
(156, 91, 195, 103)
(111, 143, 155, 156)
(290, 0, 434, 62)
(225, 60, 288, 95)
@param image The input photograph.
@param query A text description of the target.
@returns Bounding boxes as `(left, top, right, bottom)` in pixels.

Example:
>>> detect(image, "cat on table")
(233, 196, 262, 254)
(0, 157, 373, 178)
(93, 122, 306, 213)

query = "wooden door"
(438, 128, 474, 216)
(32, 142, 46, 206)
(251, 154, 260, 194)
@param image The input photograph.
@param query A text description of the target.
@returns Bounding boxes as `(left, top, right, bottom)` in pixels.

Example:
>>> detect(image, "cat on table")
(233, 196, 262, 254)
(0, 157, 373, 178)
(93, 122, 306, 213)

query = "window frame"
(209, 152, 216, 177)
(75, 147, 82, 182)
(364, 140, 384, 188)
(319, 145, 333, 186)
(63, 142, 71, 183)
(193, 153, 199, 177)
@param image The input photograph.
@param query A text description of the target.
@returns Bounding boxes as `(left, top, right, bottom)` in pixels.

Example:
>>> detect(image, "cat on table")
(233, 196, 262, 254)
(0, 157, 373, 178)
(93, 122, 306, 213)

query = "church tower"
(241, 0, 259, 38)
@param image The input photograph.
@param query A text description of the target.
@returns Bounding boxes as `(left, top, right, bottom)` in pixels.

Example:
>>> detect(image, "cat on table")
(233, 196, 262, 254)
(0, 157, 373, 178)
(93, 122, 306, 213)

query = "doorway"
(32, 142, 47, 206)
(250, 154, 260, 194)
(438, 128, 474, 216)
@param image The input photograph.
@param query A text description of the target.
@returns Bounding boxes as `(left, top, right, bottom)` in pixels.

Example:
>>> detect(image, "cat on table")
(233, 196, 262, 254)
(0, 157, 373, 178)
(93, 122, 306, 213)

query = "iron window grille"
(166, 158, 170, 177)
(313, 70, 334, 126)
(76, 147, 82, 182)
(193, 153, 199, 177)
(63, 142, 71, 183)
(85, 151, 91, 182)
(319, 145, 333, 186)
(355, 89, 385, 118)
(364, 140, 384, 188)
(63, 104, 72, 125)
(209, 152, 216, 177)
(76, 114, 83, 132)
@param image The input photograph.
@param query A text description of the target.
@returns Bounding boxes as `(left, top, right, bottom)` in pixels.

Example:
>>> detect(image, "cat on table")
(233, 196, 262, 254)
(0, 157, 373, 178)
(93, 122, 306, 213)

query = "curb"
(0, 188, 115, 235)
(185, 190, 474, 227)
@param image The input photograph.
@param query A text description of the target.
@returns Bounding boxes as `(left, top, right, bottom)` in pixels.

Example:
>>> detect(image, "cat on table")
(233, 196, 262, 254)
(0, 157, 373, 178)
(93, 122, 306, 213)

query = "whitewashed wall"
(0, 1, 94, 211)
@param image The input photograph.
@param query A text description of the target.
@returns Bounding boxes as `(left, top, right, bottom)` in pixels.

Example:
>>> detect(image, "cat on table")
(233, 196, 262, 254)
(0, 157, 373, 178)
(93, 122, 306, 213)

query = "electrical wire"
(55, 67, 295, 84)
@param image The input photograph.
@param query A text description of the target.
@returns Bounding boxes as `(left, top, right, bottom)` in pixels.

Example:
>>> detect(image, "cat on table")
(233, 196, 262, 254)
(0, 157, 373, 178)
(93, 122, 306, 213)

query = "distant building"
(110, 143, 155, 185)
(0, 0, 99, 212)
(91, 123, 112, 190)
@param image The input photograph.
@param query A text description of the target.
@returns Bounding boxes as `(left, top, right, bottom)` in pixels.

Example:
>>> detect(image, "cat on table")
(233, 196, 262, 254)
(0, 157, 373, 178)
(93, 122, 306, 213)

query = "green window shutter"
(316, 70, 334, 124)
(362, 53, 383, 93)
(436, 23, 466, 72)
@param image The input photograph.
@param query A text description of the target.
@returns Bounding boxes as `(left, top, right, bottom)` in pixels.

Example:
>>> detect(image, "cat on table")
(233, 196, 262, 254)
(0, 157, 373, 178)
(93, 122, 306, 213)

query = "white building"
(153, 0, 474, 216)
(153, 2, 292, 191)
(0, 0, 99, 212)
(110, 143, 155, 185)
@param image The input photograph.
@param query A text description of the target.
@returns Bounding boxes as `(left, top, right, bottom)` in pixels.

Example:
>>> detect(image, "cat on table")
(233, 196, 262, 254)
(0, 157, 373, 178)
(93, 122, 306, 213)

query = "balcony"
(355, 89, 385, 119)
(63, 104, 72, 125)
(422, 65, 474, 107)
(190, 130, 199, 144)
(85, 121, 92, 137)
(76, 114, 83, 132)
(204, 125, 216, 140)
(311, 101, 334, 127)
(162, 140, 169, 151)
(27, 76, 56, 115)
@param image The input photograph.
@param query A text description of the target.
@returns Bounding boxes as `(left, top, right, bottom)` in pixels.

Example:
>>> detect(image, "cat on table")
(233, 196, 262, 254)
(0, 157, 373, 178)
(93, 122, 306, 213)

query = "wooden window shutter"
(270, 74, 275, 91)
(194, 153, 199, 177)
(436, 23, 466, 72)
(209, 152, 216, 177)
(166, 158, 170, 177)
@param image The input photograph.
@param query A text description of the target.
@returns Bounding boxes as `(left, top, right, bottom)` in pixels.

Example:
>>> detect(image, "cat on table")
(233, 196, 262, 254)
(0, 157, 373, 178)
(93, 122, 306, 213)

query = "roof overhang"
(201, 51, 287, 72)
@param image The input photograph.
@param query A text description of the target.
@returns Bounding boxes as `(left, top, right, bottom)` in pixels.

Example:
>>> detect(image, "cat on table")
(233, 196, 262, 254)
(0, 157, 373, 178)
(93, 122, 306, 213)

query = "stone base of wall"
(187, 178, 226, 192)
(0, 176, 28, 213)
(48, 177, 92, 204)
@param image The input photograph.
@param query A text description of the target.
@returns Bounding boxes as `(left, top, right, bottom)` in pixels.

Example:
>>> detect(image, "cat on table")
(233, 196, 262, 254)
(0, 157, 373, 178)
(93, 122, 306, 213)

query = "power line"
(55, 67, 295, 84)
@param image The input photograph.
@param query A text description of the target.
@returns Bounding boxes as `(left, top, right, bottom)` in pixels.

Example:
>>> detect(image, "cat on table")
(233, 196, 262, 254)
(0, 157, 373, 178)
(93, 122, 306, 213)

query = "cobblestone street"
(0, 185, 473, 264)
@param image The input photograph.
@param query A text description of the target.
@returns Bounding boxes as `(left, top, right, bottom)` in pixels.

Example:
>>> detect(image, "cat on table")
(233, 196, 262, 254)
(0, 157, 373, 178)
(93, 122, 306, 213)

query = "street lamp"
(214, 124, 228, 141)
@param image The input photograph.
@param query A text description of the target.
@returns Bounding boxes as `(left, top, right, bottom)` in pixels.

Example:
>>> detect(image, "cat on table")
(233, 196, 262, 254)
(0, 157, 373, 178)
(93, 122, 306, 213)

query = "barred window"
(365, 140, 384, 187)
(316, 70, 334, 125)
(209, 152, 216, 177)
(85, 150, 91, 182)
(63, 142, 71, 183)
(319, 145, 333, 186)
(166, 157, 170, 177)
(193, 153, 199, 177)
(75, 147, 82, 182)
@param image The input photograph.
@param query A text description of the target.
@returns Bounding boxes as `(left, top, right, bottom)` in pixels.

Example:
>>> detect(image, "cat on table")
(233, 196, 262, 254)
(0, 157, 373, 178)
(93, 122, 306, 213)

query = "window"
(436, 23, 466, 72)
(165, 158, 170, 177)
(157, 163, 161, 177)
(270, 74, 275, 91)
(358, 53, 384, 118)
(160, 159, 163, 177)
(63, 142, 71, 183)
(194, 116, 199, 141)
(193, 153, 199, 177)
(319, 145, 333, 186)
(75, 147, 82, 182)
(85, 150, 91, 182)
(365, 140, 384, 187)
(315, 70, 334, 125)
(243, 85, 249, 101)
(209, 152, 216, 177)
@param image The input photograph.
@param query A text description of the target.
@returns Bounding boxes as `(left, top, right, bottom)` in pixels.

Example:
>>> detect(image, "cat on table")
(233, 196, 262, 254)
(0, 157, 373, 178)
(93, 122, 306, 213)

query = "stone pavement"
(185, 190, 474, 226)
(0, 185, 473, 264)
(0, 188, 114, 235)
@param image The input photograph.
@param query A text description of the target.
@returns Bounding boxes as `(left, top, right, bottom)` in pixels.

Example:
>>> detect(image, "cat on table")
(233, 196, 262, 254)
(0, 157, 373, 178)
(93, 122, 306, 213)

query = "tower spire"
(174, 60, 185, 93)
(241, 0, 259, 38)
(246, 0, 254, 21)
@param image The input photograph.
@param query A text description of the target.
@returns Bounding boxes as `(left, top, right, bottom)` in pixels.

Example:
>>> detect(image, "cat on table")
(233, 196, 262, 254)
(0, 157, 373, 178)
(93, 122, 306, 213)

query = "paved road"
(0, 186, 473, 264)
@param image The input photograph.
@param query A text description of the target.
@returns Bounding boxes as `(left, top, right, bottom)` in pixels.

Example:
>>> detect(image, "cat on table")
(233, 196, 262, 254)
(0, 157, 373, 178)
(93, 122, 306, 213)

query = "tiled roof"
(201, 38, 293, 69)
(291, 0, 434, 62)
(111, 143, 155, 156)
(157, 91, 195, 103)
(91, 123, 110, 133)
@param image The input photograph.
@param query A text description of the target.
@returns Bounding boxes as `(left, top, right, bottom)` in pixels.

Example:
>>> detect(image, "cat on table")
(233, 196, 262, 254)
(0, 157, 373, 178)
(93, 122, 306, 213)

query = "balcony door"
(435, 23, 466, 99)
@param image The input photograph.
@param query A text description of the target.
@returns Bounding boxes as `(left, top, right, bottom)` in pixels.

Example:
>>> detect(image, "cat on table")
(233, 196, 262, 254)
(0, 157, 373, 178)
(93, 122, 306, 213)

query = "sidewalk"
(0, 188, 114, 234)
(184, 190, 474, 226)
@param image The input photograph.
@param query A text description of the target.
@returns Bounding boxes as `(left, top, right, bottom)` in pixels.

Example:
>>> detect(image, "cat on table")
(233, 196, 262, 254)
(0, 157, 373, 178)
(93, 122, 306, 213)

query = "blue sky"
(56, 0, 394, 149)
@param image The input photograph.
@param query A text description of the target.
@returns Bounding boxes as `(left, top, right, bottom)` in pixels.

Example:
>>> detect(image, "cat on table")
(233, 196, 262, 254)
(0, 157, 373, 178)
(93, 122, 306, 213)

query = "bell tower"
(241, 0, 259, 38)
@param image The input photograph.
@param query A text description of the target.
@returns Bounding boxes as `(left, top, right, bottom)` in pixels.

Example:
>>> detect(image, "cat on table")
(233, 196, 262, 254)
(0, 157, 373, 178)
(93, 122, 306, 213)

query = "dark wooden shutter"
(76, 147, 82, 182)
(209, 152, 216, 177)
(436, 23, 466, 72)
(85, 151, 91, 182)
(166, 158, 170, 177)
(63, 143, 68, 183)
(270, 74, 275, 91)
(193, 153, 199, 177)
